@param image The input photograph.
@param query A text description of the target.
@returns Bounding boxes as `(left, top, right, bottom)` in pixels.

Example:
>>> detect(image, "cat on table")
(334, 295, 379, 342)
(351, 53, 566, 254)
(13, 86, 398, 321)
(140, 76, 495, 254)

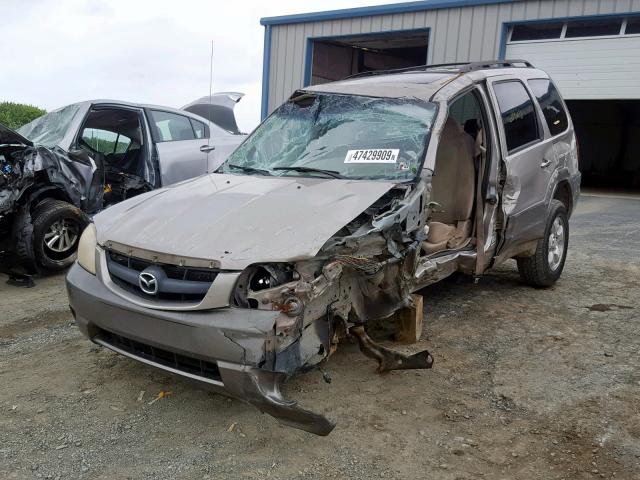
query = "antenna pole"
(208, 40, 214, 148)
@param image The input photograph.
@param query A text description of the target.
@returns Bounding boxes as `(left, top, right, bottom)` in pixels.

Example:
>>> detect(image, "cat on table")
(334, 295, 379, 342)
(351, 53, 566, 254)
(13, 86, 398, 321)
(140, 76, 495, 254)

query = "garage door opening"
(567, 100, 640, 191)
(308, 30, 428, 86)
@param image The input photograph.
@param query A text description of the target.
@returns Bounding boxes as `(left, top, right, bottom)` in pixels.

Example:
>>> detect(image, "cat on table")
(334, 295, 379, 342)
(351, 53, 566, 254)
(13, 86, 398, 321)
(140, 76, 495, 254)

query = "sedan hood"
(95, 173, 395, 270)
(0, 122, 33, 147)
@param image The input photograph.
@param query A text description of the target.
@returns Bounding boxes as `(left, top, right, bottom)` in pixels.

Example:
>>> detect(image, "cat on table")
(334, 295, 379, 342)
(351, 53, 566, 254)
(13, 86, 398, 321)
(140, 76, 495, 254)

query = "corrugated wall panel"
(506, 36, 640, 99)
(266, 0, 640, 113)
(457, 8, 473, 61)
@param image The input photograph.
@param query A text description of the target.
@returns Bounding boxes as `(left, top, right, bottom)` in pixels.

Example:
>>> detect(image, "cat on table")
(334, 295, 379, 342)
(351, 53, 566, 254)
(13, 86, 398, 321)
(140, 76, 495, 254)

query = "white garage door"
(506, 16, 640, 100)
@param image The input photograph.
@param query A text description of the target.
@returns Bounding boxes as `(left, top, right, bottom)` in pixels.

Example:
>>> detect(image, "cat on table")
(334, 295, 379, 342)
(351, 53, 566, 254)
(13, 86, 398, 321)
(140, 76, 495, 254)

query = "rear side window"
(493, 81, 540, 153)
(528, 79, 568, 136)
(190, 118, 209, 139)
(149, 110, 195, 142)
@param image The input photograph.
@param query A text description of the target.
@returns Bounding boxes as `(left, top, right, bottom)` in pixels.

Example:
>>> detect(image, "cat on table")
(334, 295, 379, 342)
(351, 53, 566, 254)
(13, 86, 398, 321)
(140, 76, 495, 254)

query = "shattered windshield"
(17, 103, 81, 148)
(219, 94, 437, 181)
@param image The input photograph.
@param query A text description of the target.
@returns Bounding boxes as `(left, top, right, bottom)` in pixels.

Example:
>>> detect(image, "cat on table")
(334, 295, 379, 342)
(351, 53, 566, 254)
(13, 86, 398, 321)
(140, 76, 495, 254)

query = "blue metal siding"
(260, 25, 272, 120)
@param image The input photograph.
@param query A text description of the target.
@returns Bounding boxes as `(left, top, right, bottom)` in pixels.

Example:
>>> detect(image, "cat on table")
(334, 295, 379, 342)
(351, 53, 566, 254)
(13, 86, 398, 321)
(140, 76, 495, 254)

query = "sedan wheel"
(43, 219, 80, 254)
(32, 200, 88, 271)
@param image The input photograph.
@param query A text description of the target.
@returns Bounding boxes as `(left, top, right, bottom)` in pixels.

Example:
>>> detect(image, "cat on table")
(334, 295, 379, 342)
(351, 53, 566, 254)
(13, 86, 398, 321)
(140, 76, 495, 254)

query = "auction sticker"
(344, 149, 399, 164)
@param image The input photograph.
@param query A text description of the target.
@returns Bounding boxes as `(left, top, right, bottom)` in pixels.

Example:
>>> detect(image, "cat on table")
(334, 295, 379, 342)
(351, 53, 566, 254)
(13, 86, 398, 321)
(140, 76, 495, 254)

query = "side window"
(528, 79, 568, 136)
(493, 81, 540, 153)
(82, 128, 131, 155)
(149, 110, 195, 142)
(190, 118, 209, 139)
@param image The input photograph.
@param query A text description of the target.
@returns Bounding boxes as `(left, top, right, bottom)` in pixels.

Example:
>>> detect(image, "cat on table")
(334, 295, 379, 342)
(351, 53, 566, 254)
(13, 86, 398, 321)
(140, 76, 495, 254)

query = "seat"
(422, 116, 476, 255)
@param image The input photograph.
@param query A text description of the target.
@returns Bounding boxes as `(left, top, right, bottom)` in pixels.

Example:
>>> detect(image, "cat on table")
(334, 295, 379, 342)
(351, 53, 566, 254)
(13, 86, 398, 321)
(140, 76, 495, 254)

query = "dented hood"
(0, 122, 33, 147)
(95, 173, 395, 270)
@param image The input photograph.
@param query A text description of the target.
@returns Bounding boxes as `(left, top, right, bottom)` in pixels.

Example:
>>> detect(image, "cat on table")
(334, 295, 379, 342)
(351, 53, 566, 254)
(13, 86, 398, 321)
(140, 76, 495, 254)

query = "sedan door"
(486, 77, 556, 249)
(147, 110, 209, 185)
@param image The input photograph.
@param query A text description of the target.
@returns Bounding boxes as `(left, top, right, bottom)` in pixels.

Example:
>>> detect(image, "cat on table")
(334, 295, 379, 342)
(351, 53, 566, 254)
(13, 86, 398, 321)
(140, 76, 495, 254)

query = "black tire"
(517, 200, 569, 287)
(32, 200, 88, 271)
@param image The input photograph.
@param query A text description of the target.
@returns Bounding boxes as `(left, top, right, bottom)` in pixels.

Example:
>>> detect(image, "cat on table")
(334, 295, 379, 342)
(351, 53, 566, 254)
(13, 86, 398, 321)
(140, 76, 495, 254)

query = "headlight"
(77, 223, 97, 275)
(232, 263, 296, 308)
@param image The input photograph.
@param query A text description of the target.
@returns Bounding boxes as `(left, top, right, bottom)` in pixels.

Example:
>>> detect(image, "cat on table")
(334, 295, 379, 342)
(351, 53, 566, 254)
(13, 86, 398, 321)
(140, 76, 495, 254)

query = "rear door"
(147, 110, 209, 185)
(486, 76, 556, 248)
(527, 78, 576, 188)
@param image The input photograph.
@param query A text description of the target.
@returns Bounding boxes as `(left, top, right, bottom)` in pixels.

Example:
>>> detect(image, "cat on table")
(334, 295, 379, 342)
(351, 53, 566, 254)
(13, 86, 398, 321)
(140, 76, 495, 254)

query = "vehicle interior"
(422, 89, 488, 256)
(78, 107, 152, 206)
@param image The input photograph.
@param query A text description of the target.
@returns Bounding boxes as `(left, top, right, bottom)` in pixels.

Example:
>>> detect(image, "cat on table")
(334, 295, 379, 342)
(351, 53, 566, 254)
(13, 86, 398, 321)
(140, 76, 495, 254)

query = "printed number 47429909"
(344, 149, 399, 164)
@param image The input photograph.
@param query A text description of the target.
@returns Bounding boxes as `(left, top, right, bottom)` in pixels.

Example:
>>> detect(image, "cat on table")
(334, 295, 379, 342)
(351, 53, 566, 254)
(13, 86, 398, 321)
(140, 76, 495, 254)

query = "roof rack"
(344, 59, 535, 80)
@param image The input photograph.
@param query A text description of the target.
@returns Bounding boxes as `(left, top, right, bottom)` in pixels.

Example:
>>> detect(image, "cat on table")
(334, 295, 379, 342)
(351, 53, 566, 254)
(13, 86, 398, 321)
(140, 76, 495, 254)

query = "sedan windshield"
(219, 94, 437, 181)
(17, 103, 81, 148)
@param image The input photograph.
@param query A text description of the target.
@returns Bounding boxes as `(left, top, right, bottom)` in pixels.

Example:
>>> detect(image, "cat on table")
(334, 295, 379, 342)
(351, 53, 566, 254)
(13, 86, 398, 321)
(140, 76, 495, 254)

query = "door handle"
(540, 159, 552, 168)
(200, 145, 216, 152)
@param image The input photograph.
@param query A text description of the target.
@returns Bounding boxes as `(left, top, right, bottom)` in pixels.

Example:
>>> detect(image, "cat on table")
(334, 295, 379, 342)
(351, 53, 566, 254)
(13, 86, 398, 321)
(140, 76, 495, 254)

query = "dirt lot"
(1, 194, 639, 480)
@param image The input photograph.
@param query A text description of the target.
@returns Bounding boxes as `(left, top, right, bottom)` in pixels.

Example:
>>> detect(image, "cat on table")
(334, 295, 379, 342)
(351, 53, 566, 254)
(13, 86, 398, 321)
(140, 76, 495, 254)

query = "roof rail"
(459, 59, 534, 72)
(344, 59, 534, 80)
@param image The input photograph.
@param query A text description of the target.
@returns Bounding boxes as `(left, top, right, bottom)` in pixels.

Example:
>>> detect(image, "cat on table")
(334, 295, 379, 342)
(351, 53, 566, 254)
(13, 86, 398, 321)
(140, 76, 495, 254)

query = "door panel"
(147, 109, 209, 186)
(486, 77, 556, 248)
(156, 139, 208, 185)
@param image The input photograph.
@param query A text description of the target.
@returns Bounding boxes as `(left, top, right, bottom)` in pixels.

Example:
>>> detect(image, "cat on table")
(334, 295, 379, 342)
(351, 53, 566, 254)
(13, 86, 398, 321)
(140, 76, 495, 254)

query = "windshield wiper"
(273, 166, 345, 179)
(226, 163, 272, 176)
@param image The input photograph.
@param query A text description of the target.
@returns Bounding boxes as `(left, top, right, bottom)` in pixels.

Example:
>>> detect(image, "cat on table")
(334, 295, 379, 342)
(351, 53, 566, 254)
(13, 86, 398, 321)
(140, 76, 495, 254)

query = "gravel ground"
(1, 194, 639, 479)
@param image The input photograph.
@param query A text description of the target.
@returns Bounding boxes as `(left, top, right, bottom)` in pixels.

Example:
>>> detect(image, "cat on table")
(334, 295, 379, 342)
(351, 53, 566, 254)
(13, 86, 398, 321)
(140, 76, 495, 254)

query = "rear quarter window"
(190, 118, 209, 139)
(493, 81, 540, 153)
(528, 79, 568, 136)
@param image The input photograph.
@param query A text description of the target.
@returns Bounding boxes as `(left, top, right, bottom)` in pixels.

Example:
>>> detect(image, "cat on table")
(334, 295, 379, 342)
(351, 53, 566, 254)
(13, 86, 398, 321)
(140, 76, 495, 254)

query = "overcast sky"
(1, 0, 407, 132)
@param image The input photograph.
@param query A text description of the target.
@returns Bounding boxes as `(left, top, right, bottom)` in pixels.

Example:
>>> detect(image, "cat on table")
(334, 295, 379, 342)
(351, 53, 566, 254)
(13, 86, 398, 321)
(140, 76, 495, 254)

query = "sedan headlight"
(77, 223, 97, 275)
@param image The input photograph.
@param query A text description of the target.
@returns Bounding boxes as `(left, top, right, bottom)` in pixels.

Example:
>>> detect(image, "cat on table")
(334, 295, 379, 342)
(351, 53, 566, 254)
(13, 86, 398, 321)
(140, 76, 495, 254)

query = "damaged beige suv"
(66, 60, 580, 435)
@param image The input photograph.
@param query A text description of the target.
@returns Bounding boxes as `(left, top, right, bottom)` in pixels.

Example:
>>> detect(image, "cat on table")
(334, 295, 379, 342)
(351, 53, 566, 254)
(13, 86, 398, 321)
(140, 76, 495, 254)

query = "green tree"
(0, 102, 46, 130)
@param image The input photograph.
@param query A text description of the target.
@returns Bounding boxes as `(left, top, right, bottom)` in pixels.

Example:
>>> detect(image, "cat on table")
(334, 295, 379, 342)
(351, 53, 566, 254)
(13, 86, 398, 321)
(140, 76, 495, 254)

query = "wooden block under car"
(395, 294, 424, 344)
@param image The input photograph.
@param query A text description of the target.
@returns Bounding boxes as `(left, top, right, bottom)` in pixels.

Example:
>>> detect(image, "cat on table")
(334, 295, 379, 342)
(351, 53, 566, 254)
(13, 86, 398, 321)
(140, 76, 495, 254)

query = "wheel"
(517, 200, 568, 287)
(32, 200, 88, 271)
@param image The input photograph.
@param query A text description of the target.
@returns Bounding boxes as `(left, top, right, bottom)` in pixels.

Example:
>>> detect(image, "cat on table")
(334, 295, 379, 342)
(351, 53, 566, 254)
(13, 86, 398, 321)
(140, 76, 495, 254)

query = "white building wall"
(507, 35, 640, 99)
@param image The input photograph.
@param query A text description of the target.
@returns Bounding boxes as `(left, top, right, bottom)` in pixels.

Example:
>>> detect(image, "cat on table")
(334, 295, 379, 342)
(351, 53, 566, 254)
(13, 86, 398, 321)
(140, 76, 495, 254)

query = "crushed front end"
(68, 91, 441, 434)
(67, 179, 434, 436)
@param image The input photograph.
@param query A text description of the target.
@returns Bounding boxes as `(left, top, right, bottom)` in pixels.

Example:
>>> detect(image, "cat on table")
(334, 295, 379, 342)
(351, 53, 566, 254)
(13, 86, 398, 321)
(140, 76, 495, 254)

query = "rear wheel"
(32, 200, 88, 271)
(517, 200, 568, 287)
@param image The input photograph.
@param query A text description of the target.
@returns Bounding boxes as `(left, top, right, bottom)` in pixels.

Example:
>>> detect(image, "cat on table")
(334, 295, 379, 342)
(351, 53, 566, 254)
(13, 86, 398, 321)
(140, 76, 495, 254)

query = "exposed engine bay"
(226, 182, 437, 428)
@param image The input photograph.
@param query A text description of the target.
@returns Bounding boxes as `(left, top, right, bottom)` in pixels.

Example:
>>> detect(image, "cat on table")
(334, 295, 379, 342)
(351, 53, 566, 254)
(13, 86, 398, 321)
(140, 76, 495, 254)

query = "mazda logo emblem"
(139, 271, 158, 295)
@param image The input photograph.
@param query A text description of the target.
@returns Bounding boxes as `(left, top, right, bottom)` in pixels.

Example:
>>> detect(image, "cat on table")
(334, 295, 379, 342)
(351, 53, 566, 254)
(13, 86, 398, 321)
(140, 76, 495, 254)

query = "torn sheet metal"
(0, 120, 154, 270)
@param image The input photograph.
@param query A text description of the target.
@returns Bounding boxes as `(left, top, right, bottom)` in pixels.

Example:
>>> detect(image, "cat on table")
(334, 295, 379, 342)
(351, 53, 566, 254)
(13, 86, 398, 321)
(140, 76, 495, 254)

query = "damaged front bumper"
(65, 262, 336, 435)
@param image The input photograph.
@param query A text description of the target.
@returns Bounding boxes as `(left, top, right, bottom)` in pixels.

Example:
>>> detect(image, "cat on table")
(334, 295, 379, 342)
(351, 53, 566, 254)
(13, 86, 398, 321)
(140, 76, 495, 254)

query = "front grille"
(106, 250, 217, 303)
(97, 328, 222, 382)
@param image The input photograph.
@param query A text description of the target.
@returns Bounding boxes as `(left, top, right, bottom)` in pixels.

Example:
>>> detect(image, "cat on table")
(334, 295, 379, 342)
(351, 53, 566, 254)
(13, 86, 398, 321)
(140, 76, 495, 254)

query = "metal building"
(260, 0, 640, 190)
